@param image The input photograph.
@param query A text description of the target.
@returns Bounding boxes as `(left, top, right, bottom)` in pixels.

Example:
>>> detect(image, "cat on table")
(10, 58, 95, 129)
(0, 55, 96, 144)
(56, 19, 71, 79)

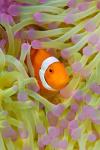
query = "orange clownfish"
(30, 48, 69, 91)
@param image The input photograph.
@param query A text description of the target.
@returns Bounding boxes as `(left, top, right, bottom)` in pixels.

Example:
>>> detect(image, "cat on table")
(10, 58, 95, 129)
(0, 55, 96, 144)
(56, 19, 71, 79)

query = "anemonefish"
(30, 48, 69, 91)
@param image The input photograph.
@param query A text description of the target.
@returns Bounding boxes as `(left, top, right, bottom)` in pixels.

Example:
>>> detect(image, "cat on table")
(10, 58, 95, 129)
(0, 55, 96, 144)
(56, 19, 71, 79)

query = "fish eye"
(49, 68, 54, 73)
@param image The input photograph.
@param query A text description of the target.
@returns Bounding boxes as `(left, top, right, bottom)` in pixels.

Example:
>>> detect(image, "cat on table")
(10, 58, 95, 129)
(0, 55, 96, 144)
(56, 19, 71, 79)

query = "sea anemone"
(0, 0, 100, 149)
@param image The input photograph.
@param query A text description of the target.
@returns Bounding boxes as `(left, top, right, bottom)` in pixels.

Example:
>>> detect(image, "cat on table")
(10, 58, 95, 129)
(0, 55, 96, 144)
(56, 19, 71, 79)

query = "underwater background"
(0, 0, 100, 149)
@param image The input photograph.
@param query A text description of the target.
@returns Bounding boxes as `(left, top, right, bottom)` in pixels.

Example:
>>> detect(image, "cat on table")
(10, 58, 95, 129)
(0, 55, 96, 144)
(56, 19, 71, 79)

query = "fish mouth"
(58, 77, 69, 89)
(52, 79, 69, 90)
(59, 82, 68, 89)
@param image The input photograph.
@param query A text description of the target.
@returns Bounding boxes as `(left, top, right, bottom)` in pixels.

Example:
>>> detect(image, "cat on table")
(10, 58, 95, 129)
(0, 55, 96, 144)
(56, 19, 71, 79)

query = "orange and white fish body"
(30, 48, 69, 91)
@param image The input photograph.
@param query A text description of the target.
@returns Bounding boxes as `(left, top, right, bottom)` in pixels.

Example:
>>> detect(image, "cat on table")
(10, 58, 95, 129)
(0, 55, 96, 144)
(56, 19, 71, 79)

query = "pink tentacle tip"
(19, 128, 29, 139)
(36, 124, 46, 134)
(71, 34, 81, 44)
(28, 28, 36, 40)
(72, 90, 83, 101)
(71, 62, 82, 73)
(17, 91, 28, 101)
(38, 138, 44, 148)
(52, 104, 65, 117)
(42, 134, 52, 145)
(90, 83, 100, 94)
(0, 13, 14, 24)
(48, 127, 60, 138)
(59, 118, 68, 129)
(71, 103, 79, 112)
(88, 34, 99, 45)
(33, 85, 40, 92)
(92, 119, 100, 125)
(84, 94, 91, 103)
(61, 48, 70, 59)
(69, 120, 78, 131)
(84, 20, 96, 32)
(8, 4, 20, 16)
(67, 111, 76, 121)
(88, 133, 96, 142)
(95, 40, 100, 51)
(71, 128, 81, 140)
(67, 0, 76, 8)
(82, 105, 96, 119)
(31, 40, 42, 49)
(51, 139, 67, 149)
(83, 45, 93, 56)
(80, 68, 91, 79)
(58, 140, 68, 149)
(60, 86, 72, 98)
(64, 13, 75, 24)
(97, 1, 100, 9)
(78, 112, 86, 121)
(2, 126, 18, 140)
(21, 43, 31, 52)
(77, 2, 89, 11)
(47, 111, 58, 126)
(0, 39, 6, 49)
(27, 83, 40, 93)
(13, 85, 18, 91)
(14, 31, 22, 39)
(33, 12, 43, 23)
